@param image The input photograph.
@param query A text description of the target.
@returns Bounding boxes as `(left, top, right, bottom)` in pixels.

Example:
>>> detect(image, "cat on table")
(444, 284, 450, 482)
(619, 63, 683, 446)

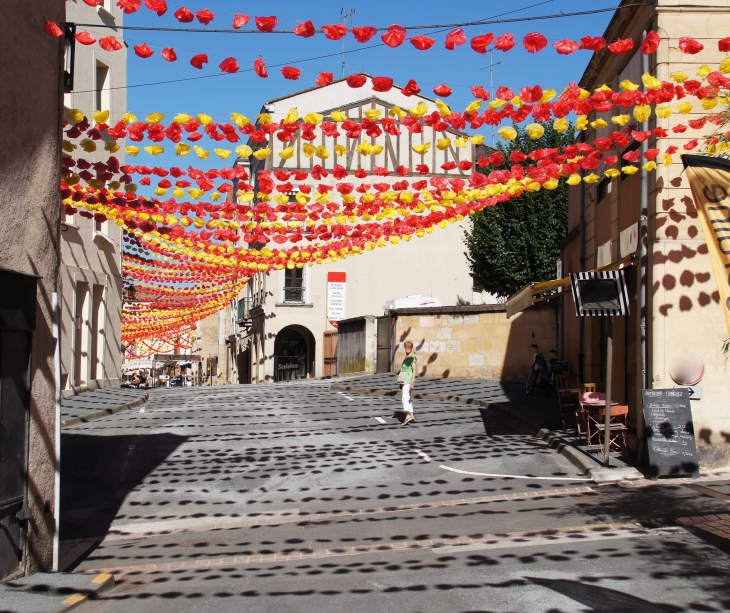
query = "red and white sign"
(327, 272, 346, 328)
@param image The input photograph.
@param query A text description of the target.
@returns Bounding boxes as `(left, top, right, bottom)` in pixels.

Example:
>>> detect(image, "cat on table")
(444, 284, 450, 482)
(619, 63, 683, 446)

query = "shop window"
(283, 267, 304, 303)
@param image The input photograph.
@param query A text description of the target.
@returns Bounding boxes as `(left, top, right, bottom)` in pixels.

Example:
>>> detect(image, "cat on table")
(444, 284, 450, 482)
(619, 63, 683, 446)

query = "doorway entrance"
(274, 326, 314, 382)
(0, 269, 36, 580)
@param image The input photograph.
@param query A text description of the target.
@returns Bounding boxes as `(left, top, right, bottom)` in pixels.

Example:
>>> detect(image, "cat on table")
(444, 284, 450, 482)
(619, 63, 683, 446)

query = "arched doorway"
(274, 326, 315, 382)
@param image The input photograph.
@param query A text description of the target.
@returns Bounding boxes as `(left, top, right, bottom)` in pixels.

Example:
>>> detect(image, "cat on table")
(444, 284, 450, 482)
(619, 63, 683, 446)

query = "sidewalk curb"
(61, 393, 149, 429)
(52, 573, 115, 613)
(331, 383, 645, 483)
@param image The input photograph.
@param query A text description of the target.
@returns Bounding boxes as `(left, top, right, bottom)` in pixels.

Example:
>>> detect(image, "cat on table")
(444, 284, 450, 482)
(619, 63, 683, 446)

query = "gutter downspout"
(578, 131, 587, 383)
(637, 27, 651, 465)
(52, 293, 61, 572)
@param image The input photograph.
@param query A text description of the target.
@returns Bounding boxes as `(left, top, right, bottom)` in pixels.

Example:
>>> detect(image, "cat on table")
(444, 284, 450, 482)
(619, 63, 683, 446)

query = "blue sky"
(121, 0, 620, 173)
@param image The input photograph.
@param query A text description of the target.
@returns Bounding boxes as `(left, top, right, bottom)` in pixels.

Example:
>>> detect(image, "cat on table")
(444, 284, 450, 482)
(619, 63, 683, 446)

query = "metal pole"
(603, 316, 614, 466)
(52, 292, 61, 571)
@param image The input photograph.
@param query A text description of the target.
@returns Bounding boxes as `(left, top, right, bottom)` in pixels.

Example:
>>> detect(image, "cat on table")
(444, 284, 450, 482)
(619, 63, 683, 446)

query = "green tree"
(465, 122, 575, 299)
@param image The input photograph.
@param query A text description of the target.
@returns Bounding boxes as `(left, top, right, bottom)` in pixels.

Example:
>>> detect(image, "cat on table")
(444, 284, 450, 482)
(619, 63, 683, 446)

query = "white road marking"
(337, 392, 355, 401)
(414, 449, 432, 462)
(139, 408, 145, 413)
(374, 417, 387, 424)
(439, 465, 593, 482)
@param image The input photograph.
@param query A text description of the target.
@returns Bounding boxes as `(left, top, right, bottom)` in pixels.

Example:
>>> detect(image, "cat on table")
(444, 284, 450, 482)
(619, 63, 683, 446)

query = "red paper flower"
(190, 53, 208, 69)
(145, 0, 167, 14)
(322, 24, 348, 40)
(196, 9, 215, 25)
(496, 85, 514, 101)
(719, 37, 730, 52)
(458, 160, 473, 171)
(254, 57, 268, 78)
(293, 20, 315, 37)
(174, 7, 193, 22)
(683, 139, 699, 151)
(255, 16, 277, 32)
(441, 162, 457, 170)
(640, 30, 660, 54)
(402, 79, 421, 96)
(134, 43, 154, 58)
(433, 83, 452, 97)
(162, 47, 177, 62)
(372, 77, 394, 92)
(520, 85, 543, 102)
(523, 32, 547, 53)
(99, 36, 123, 51)
(410, 35, 435, 50)
(346, 74, 367, 88)
(489, 152, 505, 166)
(553, 39, 579, 55)
(281, 66, 301, 80)
(82, 0, 103, 6)
(471, 33, 494, 54)
(608, 38, 634, 54)
(579, 36, 606, 52)
(315, 72, 334, 86)
(471, 85, 490, 100)
(382, 24, 407, 48)
(117, 0, 141, 14)
(233, 14, 250, 29)
(678, 37, 704, 54)
(416, 164, 429, 174)
(510, 150, 527, 163)
(44, 21, 64, 37)
(75, 31, 96, 45)
(493, 32, 516, 51)
(352, 26, 377, 43)
(444, 28, 467, 50)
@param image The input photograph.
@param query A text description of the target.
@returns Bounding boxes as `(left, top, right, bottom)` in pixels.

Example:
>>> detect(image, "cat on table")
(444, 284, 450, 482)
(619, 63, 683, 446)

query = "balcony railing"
(283, 286, 306, 303)
(237, 298, 250, 321)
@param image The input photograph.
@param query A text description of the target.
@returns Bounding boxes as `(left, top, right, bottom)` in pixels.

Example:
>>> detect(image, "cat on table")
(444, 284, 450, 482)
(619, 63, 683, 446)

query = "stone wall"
(391, 304, 558, 381)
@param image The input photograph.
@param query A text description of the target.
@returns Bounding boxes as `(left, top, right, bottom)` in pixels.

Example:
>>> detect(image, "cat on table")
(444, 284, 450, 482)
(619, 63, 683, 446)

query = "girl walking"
(400, 341, 417, 426)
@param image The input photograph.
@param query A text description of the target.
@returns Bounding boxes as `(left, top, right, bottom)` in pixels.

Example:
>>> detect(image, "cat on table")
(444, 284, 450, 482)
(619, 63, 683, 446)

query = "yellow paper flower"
(642, 161, 657, 172)
(662, 155, 673, 166)
(235, 145, 253, 158)
(256, 113, 273, 125)
(388, 106, 406, 119)
(334, 144, 347, 156)
(655, 106, 672, 118)
(435, 99, 451, 116)
(330, 110, 348, 122)
(611, 114, 630, 126)
(619, 79, 639, 92)
(173, 113, 191, 124)
(104, 141, 120, 153)
(175, 143, 191, 156)
(701, 97, 718, 110)
(633, 105, 651, 122)
(465, 100, 483, 114)
(454, 137, 467, 148)
(364, 109, 381, 120)
(412, 142, 431, 155)
(543, 179, 559, 190)
(79, 138, 97, 152)
(66, 108, 85, 123)
(409, 101, 428, 118)
(604, 168, 621, 179)
(622, 165, 639, 175)
(553, 118, 569, 133)
(720, 56, 730, 74)
(62, 140, 76, 152)
(303, 143, 316, 157)
(371, 145, 383, 155)
(314, 145, 330, 160)
(230, 112, 250, 127)
(525, 123, 545, 139)
(696, 64, 712, 77)
(575, 115, 589, 131)
(540, 89, 557, 103)
(641, 72, 661, 90)
(121, 112, 137, 124)
(303, 112, 324, 125)
(92, 109, 109, 124)
(194, 146, 209, 159)
(676, 103, 692, 114)
(436, 139, 451, 151)
(253, 148, 271, 160)
(214, 148, 232, 159)
(196, 113, 214, 126)
(488, 99, 507, 110)
(468, 134, 486, 145)
(279, 147, 295, 160)
(497, 126, 517, 141)
(146, 112, 165, 124)
(590, 119, 608, 129)
(126, 145, 140, 156)
(583, 173, 600, 184)
(670, 71, 689, 83)
(144, 145, 164, 156)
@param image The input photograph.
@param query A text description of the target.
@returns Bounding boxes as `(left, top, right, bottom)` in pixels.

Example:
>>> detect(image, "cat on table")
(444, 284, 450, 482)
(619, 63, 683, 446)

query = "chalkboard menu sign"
(642, 389, 699, 479)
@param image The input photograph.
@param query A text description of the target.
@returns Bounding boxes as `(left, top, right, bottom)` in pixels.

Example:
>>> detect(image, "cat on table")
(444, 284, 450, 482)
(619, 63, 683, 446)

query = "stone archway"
(274, 325, 315, 382)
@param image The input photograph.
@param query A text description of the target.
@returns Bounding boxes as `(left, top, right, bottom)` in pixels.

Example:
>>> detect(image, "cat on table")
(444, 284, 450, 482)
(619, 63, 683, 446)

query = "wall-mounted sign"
(327, 272, 346, 328)
(570, 270, 630, 317)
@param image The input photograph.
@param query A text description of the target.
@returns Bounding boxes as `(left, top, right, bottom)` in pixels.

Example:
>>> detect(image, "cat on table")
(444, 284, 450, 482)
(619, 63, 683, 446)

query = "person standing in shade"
(400, 341, 417, 426)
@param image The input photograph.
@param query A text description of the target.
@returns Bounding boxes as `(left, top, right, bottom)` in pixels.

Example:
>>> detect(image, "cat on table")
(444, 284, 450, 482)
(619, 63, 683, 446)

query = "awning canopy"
(122, 359, 161, 372)
(505, 252, 636, 318)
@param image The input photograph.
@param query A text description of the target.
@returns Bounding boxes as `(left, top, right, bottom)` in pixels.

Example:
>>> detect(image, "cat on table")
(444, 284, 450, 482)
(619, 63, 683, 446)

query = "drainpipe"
(637, 27, 651, 465)
(578, 132, 586, 383)
(52, 292, 61, 571)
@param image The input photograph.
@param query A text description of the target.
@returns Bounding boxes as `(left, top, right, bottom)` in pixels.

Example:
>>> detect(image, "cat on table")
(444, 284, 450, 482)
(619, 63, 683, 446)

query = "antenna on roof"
(480, 50, 504, 147)
(340, 8, 355, 79)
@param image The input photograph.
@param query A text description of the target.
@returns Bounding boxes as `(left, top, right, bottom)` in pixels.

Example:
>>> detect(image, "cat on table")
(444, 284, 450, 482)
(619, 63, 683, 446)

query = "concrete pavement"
(61, 388, 148, 428)
(55, 380, 730, 612)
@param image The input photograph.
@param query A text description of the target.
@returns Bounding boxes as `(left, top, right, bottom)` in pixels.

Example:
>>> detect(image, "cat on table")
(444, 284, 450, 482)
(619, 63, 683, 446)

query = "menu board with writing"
(642, 389, 699, 479)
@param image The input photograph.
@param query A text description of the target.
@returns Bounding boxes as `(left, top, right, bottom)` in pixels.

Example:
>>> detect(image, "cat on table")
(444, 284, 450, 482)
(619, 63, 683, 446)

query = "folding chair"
(581, 395, 628, 455)
(555, 374, 581, 431)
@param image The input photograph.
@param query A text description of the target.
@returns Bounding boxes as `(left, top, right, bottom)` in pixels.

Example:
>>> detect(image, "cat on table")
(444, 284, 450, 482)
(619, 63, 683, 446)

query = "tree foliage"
(464, 122, 575, 299)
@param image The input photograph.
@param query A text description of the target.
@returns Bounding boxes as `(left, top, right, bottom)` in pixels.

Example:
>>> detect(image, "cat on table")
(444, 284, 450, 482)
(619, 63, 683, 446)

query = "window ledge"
(94, 231, 118, 248)
(97, 5, 115, 20)
(62, 221, 79, 231)
(275, 303, 313, 308)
